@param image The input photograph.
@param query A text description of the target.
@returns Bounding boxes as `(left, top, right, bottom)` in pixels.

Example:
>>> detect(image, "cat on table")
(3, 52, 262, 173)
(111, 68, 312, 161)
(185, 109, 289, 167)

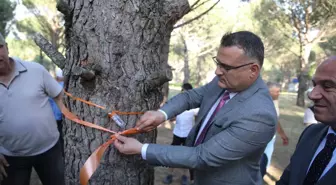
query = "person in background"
(163, 83, 199, 185)
(303, 90, 319, 126)
(277, 56, 336, 185)
(260, 82, 289, 177)
(0, 33, 66, 185)
(49, 68, 64, 156)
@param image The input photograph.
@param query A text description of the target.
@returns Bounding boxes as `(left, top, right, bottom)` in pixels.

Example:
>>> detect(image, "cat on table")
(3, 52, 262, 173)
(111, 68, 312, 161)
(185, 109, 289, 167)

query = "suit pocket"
(213, 117, 229, 127)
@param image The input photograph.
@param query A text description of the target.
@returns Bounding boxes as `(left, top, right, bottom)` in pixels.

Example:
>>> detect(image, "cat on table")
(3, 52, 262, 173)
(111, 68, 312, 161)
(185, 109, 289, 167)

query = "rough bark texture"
(56, 0, 190, 184)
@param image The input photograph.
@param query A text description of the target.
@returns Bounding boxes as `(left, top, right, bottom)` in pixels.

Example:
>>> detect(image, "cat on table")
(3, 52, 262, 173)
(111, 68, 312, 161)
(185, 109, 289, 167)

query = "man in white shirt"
(163, 83, 199, 185)
(260, 82, 289, 177)
(277, 56, 336, 185)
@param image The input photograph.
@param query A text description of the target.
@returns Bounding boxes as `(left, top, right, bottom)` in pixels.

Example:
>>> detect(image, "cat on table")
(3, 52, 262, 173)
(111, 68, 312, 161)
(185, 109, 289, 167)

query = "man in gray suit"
(114, 31, 277, 185)
(277, 56, 336, 185)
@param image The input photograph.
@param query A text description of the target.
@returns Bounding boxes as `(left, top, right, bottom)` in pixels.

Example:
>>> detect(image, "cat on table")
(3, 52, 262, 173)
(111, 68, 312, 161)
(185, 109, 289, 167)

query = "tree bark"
(56, 0, 190, 184)
(296, 43, 312, 107)
(181, 34, 190, 84)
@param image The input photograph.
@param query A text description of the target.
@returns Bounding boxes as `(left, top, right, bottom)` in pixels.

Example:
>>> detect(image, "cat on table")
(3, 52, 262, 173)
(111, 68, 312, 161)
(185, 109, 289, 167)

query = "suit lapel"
(186, 82, 224, 146)
(317, 164, 336, 185)
(196, 88, 224, 123)
(296, 126, 329, 185)
(211, 76, 264, 124)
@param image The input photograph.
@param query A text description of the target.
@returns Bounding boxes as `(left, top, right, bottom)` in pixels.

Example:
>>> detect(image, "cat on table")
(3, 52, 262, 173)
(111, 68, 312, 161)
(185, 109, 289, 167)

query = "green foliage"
(12, 0, 64, 70)
(7, 38, 55, 71)
(17, 0, 64, 50)
(7, 38, 39, 61)
(319, 36, 336, 55)
(169, 0, 244, 86)
(252, 0, 336, 96)
(0, 0, 16, 36)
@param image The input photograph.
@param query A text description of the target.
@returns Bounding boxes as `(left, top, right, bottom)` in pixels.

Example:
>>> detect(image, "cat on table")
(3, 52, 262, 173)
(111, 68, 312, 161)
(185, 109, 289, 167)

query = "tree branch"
(56, 0, 72, 17)
(190, 0, 203, 9)
(144, 69, 173, 93)
(191, 0, 212, 11)
(173, 0, 220, 29)
(33, 33, 66, 69)
(72, 66, 96, 80)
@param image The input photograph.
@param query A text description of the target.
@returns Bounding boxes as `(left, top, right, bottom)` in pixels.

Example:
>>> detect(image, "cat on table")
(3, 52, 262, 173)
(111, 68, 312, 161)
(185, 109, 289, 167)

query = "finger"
(0, 165, 7, 178)
(138, 119, 154, 131)
(115, 134, 128, 142)
(113, 140, 124, 152)
(1, 157, 9, 167)
(136, 116, 150, 129)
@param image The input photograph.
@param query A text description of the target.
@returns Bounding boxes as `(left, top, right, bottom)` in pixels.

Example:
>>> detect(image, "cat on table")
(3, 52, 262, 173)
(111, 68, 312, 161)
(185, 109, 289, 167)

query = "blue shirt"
(49, 81, 64, 121)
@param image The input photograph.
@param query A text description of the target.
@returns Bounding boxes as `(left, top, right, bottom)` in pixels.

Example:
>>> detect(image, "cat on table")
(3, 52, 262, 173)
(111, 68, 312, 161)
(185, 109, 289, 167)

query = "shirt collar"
(11, 57, 27, 74)
(327, 127, 336, 135)
(229, 92, 238, 99)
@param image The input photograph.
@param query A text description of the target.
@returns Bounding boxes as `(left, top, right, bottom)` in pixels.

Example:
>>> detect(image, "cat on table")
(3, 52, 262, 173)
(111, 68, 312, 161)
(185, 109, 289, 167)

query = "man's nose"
(215, 66, 223, 76)
(308, 86, 322, 100)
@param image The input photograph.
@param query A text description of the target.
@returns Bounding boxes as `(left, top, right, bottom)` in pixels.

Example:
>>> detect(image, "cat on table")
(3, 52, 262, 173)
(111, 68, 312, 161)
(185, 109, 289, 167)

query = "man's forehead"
(316, 60, 336, 76)
(313, 70, 336, 83)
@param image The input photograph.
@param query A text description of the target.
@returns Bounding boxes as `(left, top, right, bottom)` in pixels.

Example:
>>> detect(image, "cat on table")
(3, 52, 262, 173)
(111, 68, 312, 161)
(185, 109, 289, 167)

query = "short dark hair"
(182, 83, 193, 90)
(220, 31, 264, 67)
(267, 82, 281, 89)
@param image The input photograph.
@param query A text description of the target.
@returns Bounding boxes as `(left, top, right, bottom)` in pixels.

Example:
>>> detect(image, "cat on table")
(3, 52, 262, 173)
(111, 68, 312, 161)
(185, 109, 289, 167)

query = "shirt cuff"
(158, 109, 168, 120)
(141, 143, 149, 160)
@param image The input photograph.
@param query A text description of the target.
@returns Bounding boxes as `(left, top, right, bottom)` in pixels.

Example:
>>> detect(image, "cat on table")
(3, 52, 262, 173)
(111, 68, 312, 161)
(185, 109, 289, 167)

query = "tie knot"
(326, 133, 336, 150)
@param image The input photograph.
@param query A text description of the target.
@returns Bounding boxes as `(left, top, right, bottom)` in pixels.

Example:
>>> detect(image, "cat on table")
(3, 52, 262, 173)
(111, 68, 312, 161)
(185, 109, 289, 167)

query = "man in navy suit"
(277, 56, 336, 185)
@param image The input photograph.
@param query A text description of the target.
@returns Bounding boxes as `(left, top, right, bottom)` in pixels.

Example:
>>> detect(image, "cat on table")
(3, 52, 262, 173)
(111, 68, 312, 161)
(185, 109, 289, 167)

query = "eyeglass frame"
(212, 57, 255, 71)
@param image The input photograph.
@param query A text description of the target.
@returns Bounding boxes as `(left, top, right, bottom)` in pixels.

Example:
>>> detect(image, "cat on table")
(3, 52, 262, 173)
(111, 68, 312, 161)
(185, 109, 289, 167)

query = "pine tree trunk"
(56, 0, 190, 184)
(181, 34, 190, 84)
(296, 43, 312, 107)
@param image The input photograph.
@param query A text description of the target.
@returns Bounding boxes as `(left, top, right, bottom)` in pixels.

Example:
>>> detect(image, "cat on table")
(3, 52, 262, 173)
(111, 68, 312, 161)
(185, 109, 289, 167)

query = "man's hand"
(114, 135, 143, 155)
(280, 134, 289, 146)
(0, 154, 9, 182)
(136, 111, 166, 132)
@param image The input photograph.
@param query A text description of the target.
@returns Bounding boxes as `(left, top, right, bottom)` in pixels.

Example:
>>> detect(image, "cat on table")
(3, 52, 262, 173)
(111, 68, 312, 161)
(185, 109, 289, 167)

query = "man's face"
(309, 59, 336, 125)
(0, 43, 10, 74)
(269, 86, 280, 100)
(214, 46, 259, 92)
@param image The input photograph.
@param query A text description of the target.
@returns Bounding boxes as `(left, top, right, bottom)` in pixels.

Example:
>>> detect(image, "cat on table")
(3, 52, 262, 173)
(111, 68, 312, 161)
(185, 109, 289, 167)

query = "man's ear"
(6, 43, 9, 54)
(249, 63, 260, 79)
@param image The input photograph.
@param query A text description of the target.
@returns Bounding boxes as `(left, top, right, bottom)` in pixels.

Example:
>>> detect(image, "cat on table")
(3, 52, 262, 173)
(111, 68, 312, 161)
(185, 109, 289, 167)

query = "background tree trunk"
(57, 0, 190, 184)
(181, 34, 190, 84)
(296, 43, 312, 107)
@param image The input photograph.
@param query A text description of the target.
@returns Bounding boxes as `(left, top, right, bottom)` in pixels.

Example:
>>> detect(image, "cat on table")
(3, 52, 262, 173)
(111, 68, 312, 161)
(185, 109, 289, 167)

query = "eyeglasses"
(212, 57, 254, 71)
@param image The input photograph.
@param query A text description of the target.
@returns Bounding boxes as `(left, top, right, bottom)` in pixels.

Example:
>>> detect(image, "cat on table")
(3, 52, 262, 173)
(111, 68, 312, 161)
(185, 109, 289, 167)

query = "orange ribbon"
(62, 91, 144, 185)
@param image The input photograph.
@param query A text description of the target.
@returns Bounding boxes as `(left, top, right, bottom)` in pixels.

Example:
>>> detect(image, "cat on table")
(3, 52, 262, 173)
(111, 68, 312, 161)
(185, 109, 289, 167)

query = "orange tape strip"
(79, 128, 141, 185)
(62, 91, 144, 185)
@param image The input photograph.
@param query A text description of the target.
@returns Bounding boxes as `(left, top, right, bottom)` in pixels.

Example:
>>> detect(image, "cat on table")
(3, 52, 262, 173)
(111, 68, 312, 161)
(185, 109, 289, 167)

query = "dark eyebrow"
(313, 79, 336, 86)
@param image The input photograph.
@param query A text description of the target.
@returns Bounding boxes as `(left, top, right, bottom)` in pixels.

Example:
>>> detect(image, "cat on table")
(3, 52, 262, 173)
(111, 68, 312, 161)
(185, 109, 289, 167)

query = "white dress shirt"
(194, 92, 237, 142)
(173, 108, 199, 138)
(141, 91, 237, 160)
(306, 127, 336, 179)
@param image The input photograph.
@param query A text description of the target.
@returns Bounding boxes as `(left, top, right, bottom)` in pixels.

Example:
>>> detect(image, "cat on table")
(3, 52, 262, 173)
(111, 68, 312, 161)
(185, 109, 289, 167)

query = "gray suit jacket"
(277, 124, 336, 185)
(146, 76, 277, 185)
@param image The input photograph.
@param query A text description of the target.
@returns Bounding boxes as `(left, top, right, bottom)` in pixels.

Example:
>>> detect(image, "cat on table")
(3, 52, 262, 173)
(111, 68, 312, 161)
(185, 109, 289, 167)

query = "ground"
(29, 91, 307, 185)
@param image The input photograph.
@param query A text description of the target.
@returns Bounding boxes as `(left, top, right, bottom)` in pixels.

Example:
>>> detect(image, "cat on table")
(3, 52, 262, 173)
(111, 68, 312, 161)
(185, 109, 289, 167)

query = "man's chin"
(217, 81, 227, 89)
